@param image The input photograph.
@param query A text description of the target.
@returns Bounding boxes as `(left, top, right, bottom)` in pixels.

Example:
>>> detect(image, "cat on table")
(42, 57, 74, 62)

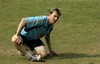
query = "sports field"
(0, 0, 100, 64)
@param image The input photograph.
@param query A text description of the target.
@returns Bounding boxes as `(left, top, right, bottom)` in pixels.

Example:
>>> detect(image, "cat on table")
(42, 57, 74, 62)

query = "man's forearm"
(16, 18, 26, 36)
(45, 35, 52, 51)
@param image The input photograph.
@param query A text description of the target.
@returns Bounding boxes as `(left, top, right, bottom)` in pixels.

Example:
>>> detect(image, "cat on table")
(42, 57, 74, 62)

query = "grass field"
(0, 0, 100, 64)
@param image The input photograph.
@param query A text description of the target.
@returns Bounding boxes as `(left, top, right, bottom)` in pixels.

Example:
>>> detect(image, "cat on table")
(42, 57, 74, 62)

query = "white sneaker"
(30, 54, 41, 61)
(35, 54, 41, 61)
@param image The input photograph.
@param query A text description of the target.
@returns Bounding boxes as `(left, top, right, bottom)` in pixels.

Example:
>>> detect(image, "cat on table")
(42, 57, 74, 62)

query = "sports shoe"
(35, 54, 41, 61)
(30, 54, 41, 62)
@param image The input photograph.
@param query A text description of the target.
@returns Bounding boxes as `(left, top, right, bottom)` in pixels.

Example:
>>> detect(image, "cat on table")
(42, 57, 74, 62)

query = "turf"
(0, 0, 100, 64)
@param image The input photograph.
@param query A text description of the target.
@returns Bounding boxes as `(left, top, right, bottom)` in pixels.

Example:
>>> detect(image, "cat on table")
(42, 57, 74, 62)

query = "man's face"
(49, 11, 60, 24)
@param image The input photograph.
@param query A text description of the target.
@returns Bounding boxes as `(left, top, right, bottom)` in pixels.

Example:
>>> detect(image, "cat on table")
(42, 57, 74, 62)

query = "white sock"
(25, 51, 35, 59)
(25, 51, 41, 61)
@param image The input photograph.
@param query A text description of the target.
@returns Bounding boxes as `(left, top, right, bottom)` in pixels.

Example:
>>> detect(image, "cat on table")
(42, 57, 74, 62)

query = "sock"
(25, 51, 36, 60)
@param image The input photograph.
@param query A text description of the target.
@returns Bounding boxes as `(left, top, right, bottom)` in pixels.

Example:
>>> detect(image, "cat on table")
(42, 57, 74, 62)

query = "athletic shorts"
(20, 34, 44, 50)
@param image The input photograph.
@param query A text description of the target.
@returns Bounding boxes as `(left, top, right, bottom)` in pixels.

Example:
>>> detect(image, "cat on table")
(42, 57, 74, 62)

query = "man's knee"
(11, 36, 17, 45)
(40, 51, 47, 58)
(11, 35, 22, 46)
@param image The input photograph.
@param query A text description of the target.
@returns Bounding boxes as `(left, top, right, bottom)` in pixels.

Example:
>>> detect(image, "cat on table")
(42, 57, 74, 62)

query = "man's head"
(48, 8, 61, 24)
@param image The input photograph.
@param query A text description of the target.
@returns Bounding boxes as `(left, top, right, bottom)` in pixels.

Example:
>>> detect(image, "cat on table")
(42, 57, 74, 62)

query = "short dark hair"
(49, 8, 61, 16)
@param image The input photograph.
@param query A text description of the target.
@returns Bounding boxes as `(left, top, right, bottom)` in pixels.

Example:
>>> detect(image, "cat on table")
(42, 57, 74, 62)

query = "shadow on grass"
(46, 53, 100, 59)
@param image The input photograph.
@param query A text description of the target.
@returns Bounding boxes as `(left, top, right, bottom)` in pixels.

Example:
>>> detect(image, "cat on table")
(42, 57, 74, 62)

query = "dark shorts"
(20, 34, 44, 50)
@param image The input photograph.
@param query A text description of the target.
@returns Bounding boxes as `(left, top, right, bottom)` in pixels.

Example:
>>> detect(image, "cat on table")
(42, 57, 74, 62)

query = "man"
(11, 8, 61, 62)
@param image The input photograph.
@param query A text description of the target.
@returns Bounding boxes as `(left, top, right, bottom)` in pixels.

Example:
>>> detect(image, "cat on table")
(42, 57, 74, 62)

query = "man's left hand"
(50, 50, 58, 56)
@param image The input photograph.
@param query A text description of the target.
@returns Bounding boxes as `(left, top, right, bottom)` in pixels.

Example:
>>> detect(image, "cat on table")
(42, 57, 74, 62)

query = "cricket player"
(11, 8, 61, 61)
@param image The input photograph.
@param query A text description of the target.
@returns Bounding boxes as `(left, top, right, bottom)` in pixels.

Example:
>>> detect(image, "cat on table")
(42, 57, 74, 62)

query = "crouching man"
(11, 8, 61, 62)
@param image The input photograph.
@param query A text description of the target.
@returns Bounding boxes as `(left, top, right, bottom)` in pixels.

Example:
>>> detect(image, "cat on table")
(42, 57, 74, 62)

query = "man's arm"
(45, 34, 57, 56)
(45, 35, 52, 51)
(16, 18, 26, 36)
(12, 18, 26, 45)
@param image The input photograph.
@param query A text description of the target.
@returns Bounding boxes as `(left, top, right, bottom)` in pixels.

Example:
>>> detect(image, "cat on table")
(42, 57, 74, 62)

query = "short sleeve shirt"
(20, 16, 53, 40)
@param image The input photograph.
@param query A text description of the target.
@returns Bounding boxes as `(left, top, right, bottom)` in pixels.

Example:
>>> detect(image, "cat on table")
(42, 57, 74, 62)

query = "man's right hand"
(12, 34, 22, 45)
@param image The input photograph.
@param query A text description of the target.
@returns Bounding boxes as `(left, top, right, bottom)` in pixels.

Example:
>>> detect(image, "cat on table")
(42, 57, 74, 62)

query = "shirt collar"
(45, 16, 53, 27)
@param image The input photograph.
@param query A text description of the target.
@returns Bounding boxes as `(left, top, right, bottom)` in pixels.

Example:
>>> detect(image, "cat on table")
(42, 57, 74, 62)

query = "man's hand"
(12, 34, 22, 45)
(49, 50, 58, 56)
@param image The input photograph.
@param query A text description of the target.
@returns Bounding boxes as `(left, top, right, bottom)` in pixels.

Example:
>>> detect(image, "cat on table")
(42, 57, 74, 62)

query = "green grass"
(0, 0, 100, 64)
